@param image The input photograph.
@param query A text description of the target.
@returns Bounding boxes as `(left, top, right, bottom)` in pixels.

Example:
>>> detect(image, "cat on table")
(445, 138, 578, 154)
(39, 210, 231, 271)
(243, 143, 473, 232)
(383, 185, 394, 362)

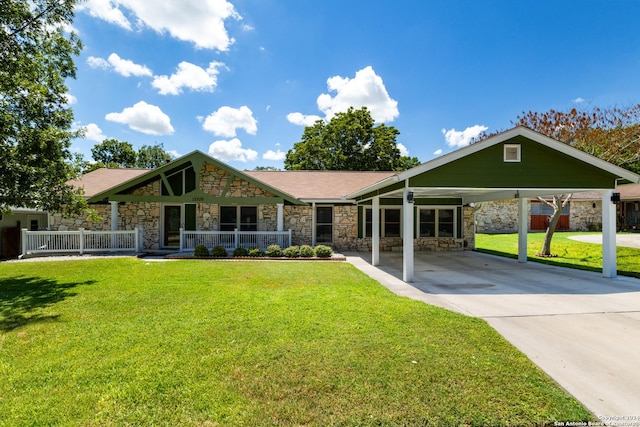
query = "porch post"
(372, 196, 380, 266)
(602, 189, 617, 278)
(311, 202, 317, 247)
(277, 203, 284, 232)
(110, 201, 118, 252)
(402, 187, 414, 282)
(110, 201, 119, 231)
(517, 197, 528, 263)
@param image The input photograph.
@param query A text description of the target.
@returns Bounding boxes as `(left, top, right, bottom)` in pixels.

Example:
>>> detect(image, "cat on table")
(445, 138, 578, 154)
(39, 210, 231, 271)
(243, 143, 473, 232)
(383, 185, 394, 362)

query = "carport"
(346, 126, 640, 282)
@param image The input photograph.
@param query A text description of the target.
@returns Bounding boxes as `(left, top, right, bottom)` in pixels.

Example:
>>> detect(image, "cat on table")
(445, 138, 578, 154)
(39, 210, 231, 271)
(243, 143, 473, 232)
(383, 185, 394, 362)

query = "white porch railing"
(179, 229, 292, 251)
(21, 228, 142, 258)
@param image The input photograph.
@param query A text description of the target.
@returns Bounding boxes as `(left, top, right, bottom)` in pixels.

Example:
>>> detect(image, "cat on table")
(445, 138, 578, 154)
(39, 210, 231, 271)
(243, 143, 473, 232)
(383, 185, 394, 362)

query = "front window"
(220, 206, 257, 231)
(419, 208, 456, 238)
(364, 207, 402, 238)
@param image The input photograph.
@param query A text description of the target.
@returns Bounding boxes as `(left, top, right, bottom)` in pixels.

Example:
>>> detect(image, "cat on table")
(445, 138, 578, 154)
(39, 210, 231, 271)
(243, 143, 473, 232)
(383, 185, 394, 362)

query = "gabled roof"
(346, 126, 640, 202)
(245, 170, 394, 201)
(69, 168, 151, 198)
(82, 151, 304, 205)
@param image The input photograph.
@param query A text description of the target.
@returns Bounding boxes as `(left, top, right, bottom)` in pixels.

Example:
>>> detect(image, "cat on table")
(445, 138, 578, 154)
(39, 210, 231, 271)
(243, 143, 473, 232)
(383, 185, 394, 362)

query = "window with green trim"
(419, 208, 455, 238)
(364, 207, 402, 238)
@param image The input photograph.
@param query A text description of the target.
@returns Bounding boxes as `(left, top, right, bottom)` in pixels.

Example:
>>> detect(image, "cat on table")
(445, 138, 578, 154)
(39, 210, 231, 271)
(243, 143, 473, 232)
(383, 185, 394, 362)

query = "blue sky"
(67, 0, 640, 170)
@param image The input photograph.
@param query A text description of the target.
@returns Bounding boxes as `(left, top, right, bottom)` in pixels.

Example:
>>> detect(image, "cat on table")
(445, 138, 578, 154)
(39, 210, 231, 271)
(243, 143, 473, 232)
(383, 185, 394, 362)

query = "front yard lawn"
(0, 258, 591, 426)
(476, 232, 640, 278)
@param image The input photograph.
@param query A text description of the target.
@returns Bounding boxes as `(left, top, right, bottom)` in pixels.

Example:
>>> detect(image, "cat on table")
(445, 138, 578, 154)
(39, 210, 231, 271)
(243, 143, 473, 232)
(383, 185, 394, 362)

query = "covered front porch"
(346, 127, 640, 282)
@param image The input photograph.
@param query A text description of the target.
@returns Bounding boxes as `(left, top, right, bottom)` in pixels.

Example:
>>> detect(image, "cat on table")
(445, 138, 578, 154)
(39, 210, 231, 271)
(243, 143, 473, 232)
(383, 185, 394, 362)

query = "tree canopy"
(0, 0, 84, 215)
(87, 139, 173, 171)
(284, 107, 420, 171)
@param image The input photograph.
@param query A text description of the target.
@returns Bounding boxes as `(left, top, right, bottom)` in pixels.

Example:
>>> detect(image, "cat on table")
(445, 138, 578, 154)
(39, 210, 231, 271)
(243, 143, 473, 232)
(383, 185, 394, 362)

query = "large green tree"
(0, 0, 84, 215)
(136, 143, 173, 168)
(90, 139, 137, 168)
(284, 107, 420, 171)
(88, 139, 173, 170)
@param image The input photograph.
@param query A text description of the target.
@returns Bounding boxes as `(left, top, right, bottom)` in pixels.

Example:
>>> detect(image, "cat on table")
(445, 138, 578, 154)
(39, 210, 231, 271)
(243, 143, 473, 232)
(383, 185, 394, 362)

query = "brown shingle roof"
(245, 170, 395, 200)
(69, 168, 150, 198)
(70, 168, 395, 201)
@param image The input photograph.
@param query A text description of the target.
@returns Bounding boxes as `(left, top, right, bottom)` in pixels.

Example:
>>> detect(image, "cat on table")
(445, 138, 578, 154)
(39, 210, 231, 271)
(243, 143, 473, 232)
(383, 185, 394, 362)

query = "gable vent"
(504, 144, 521, 162)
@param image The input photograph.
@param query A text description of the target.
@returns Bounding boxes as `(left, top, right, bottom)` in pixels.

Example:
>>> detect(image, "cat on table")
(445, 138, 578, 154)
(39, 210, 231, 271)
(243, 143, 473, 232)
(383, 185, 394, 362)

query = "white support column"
(110, 201, 119, 231)
(276, 203, 284, 232)
(311, 202, 317, 247)
(602, 189, 617, 278)
(517, 197, 528, 263)
(372, 196, 380, 266)
(402, 187, 414, 282)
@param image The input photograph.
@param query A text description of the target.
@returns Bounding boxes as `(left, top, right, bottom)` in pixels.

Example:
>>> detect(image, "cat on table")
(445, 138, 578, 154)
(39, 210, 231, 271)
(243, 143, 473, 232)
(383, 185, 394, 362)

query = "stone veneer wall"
(570, 200, 602, 231)
(475, 200, 523, 233)
(475, 199, 604, 233)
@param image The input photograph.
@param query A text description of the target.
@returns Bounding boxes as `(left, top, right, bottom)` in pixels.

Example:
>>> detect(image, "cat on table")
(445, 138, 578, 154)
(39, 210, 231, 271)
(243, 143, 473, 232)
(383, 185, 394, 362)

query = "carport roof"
(346, 126, 640, 203)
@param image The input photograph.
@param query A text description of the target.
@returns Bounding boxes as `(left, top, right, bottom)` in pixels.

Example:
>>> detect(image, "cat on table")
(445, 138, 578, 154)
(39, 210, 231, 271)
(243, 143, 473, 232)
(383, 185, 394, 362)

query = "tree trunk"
(537, 194, 572, 257)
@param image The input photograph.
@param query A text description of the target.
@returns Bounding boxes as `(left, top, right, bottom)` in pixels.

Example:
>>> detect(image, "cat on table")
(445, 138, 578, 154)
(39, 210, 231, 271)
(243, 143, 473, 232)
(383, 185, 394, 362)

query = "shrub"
(314, 245, 333, 258)
(210, 245, 228, 257)
(233, 247, 248, 257)
(194, 245, 209, 257)
(283, 245, 300, 258)
(248, 247, 265, 257)
(299, 245, 315, 258)
(265, 244, 283, 257)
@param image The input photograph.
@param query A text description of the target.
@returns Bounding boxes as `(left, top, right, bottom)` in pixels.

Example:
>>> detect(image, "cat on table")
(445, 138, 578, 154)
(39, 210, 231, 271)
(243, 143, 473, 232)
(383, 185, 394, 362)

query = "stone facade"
(52, 161, 476, 252)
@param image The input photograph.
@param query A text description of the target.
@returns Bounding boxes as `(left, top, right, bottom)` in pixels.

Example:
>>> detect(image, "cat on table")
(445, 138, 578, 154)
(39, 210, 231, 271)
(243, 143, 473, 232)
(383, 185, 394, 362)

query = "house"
(48, 126, 639, 281)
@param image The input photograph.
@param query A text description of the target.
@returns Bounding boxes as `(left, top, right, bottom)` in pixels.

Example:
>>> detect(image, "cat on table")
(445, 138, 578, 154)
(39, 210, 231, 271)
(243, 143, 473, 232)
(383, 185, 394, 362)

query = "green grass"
(1, 258, 592, 426)
(476, 232, 640, 278)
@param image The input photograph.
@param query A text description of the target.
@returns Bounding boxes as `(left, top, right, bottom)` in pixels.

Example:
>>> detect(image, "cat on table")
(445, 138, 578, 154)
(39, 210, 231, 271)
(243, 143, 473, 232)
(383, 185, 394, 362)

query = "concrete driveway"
(346, 250, 640, 418)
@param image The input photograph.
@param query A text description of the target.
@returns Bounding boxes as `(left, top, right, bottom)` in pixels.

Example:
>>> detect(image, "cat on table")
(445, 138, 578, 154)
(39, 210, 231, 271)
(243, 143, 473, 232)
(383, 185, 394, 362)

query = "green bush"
(194, 245, 209, 257)
(314, 245, 333, 258)
(283, 245, 300, 258)
(248, 247, 265, 257)
(299, 245, 315, 258)
(210, 245, 228, 257)
(265, 244, 283, 257)
(233, 247, 248, 257)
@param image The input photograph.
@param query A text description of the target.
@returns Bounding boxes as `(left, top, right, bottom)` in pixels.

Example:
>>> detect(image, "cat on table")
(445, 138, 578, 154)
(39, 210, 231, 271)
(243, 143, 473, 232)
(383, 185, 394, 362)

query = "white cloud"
(79, 0, 131, 30)
(208, 138, 258, 162)
(87, 56, 110, 69)
(433, 149, 443, 156)
(64, 93, 77, 105)
(152, 61, 225, 95)
(397, 143, 409, 157)
(315, 66, 399, 123)
(573, 97, 585, 103)
(441, 125, 488, 148)
(107, 53, 152, 77)
(167, 150, 181, 159)
(83, 123, 108, 142)
(79, 0, 240, 50)
(286, 112, 323, 127)
(203, 106, 257, 138)
(105, 101, 175, 135)
(263, 149, 286, 161)
(88, 53, 152, 77)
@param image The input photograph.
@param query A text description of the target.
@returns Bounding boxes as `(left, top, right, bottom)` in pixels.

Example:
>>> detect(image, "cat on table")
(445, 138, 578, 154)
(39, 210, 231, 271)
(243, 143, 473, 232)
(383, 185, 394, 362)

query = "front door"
(163, 205, 182, 247)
